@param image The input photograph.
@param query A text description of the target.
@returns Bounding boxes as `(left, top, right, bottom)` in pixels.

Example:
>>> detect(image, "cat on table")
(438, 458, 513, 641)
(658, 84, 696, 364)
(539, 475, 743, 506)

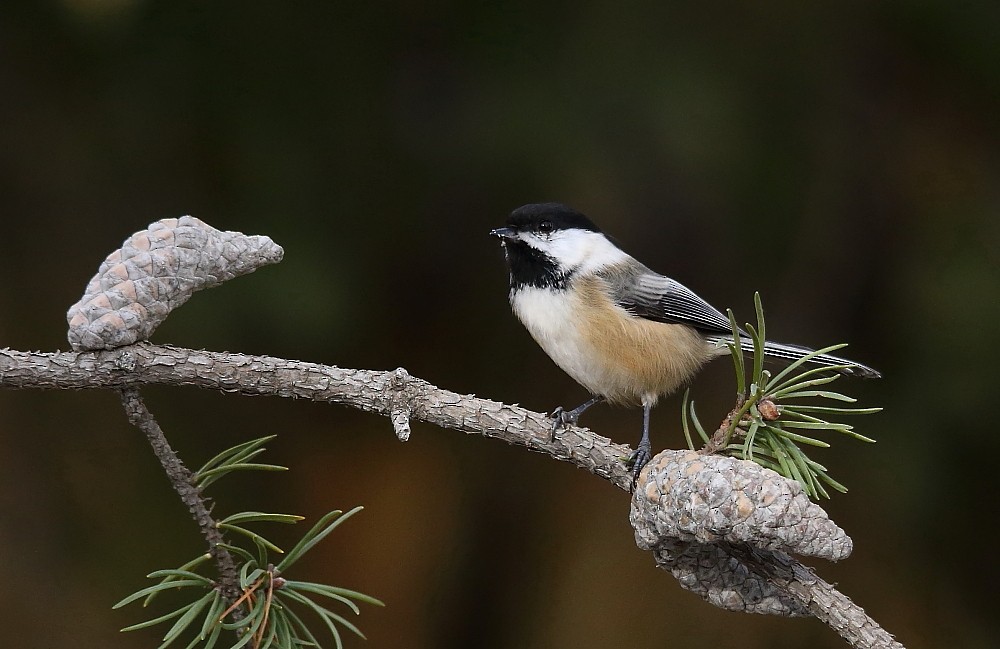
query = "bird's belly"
(511, 285, 714, 405)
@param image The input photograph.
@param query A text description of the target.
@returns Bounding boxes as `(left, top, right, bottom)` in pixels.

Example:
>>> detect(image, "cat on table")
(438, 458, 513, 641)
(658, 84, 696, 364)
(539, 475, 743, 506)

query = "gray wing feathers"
(601, 266, 881, 379)
(609, 268, 734, 334)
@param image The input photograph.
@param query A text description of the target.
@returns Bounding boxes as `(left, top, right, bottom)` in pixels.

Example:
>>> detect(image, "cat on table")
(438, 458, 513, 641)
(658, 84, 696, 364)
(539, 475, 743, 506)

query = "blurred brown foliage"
(1, 1, 998, 648)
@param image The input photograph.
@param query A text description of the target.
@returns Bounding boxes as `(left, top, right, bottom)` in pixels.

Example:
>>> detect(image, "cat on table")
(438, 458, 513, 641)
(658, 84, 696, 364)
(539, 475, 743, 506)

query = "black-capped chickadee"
(491, 202, 879, 477)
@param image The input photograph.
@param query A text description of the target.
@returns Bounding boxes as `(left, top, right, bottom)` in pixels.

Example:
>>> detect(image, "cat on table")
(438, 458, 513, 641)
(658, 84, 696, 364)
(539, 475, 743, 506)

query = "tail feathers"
(707, 335, 881, 379)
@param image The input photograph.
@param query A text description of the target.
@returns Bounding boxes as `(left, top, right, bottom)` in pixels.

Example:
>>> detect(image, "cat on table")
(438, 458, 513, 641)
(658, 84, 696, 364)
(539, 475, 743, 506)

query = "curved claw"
(548, 406, 577, 442)
(548, 395, 604, 442)
(626, 440, 652, 488)
(550, 406, 578, 428)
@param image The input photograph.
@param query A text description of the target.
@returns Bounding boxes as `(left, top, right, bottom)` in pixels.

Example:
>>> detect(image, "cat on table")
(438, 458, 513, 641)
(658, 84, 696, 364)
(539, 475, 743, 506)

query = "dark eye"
(537, 220, 553, 234)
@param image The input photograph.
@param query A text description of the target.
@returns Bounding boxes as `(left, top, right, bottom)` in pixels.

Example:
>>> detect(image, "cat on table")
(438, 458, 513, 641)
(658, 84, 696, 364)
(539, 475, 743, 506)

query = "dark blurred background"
(1, 1, 998, 647)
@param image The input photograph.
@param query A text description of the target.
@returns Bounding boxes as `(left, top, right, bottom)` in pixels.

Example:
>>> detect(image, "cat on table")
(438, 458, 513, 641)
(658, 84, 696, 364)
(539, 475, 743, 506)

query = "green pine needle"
(726, 308, 746, 395)
(116, 436, 381, 647)
(217, 523, 285, 555)
(682, 293, 880, 499)
(687, 399, 710, 445)
(193, 435, 288, 489)
(681, 389, 696, 450)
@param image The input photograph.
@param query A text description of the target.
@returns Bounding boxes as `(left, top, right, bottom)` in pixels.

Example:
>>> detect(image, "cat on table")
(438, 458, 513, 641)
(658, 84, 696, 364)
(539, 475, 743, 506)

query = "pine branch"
(0, 344, 901, 648)
(0, 344, 633, 486)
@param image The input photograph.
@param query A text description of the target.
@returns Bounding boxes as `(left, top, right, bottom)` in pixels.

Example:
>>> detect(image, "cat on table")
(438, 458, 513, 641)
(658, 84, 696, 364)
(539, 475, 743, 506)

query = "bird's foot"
(548, 395, 603, 442)
(626, 440, 652, 488)
(548, 406, 579, 441)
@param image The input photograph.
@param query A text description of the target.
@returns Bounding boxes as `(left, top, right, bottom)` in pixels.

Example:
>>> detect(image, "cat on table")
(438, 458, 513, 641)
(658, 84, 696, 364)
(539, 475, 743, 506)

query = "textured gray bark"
(0, 343, 632, 482)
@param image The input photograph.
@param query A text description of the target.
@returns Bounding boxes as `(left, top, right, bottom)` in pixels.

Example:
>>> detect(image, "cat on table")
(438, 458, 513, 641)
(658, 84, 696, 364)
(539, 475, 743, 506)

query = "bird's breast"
(510, 278, 716, 405)
(510, 285, 586, 376)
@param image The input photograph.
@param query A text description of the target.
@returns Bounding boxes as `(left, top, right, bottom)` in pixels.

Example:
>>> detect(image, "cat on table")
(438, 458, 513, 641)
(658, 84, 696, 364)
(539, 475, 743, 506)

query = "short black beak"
(490, 226, 516, 240)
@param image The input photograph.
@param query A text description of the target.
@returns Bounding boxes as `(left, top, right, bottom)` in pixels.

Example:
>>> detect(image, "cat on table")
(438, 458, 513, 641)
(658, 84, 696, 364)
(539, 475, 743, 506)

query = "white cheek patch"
(528, 230, 628, 274)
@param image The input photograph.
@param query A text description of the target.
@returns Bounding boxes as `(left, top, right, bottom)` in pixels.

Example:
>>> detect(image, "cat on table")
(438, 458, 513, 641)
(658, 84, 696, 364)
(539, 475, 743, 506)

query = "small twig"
(700, 394, 746, 455)
(117, 386, 245, 621)
(219, 578, 264, 625)
(255, 566, 278, 648)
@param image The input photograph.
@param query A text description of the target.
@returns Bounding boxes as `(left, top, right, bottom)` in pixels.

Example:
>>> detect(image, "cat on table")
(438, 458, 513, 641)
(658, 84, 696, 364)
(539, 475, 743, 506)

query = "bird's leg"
(550, 395, 604, 439)
(626, 402, 653, 485)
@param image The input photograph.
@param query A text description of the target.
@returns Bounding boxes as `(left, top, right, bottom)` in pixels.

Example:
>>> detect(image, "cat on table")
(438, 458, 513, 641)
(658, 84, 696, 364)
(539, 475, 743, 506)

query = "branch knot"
(388, 367, 413, 441)
(114, 349, 137, 371)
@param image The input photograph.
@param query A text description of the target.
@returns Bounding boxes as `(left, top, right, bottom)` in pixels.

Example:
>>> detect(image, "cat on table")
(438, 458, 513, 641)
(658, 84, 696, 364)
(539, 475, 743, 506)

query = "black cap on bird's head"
(491, 203, 600, 240)
(508, 203, 601, 233)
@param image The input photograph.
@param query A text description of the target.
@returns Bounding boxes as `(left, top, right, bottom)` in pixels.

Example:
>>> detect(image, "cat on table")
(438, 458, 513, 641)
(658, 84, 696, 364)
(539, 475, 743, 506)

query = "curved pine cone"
(630, 449, 853, 615)
(632, 450, 853, 561)
(66, 216, 284, 351)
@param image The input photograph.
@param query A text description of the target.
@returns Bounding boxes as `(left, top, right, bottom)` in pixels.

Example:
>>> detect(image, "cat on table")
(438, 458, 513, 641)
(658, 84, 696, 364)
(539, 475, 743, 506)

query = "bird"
(491, 202, 879, 479)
